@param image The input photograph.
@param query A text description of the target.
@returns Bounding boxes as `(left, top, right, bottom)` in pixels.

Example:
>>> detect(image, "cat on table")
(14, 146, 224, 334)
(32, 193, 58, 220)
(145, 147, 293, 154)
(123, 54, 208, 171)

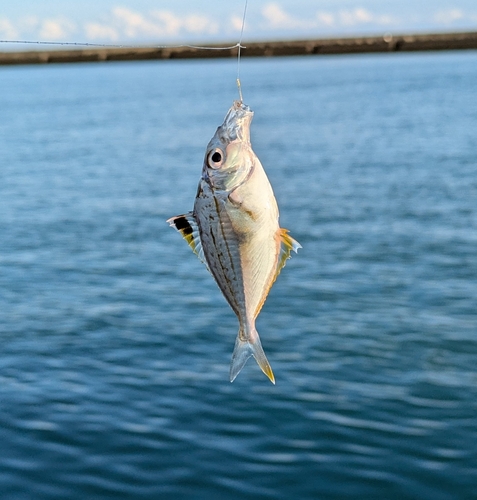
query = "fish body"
(168, 101, 300, 383)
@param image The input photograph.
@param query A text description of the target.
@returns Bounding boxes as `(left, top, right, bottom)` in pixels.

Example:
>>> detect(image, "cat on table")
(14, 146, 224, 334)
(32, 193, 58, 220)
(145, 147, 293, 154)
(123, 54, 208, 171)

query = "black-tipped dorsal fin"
(167, 212, 210, 272)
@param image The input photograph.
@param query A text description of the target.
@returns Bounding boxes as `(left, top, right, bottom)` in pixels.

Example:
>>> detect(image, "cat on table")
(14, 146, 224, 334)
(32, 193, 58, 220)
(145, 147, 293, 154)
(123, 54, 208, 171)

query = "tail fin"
(229, 329, 275, 384)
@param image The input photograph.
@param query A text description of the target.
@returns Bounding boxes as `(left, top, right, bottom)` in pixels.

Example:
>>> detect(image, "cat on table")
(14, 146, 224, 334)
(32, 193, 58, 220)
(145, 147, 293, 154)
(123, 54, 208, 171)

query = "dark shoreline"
(1, 31, 477, 66)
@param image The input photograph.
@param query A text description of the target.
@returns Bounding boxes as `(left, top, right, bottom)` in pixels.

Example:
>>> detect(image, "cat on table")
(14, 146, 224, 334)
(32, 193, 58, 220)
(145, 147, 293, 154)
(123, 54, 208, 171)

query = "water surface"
(0, 51, 476, 499)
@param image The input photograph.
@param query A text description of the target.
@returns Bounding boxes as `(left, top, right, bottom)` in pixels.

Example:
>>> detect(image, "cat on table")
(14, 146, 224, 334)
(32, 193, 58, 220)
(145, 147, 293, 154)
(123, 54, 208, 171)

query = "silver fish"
(168, 100, 300, 383)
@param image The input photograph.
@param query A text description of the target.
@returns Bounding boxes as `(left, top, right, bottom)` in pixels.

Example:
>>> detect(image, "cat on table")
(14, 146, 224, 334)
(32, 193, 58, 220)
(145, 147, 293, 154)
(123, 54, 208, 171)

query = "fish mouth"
(233, 100, 251, 113)
(221, 100, 254, 143)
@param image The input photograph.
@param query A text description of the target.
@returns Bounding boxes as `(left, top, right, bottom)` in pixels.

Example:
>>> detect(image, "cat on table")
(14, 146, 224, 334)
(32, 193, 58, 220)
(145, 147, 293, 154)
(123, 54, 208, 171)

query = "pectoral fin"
(276, 228, 301, 278)
(167, 212, 210, 272)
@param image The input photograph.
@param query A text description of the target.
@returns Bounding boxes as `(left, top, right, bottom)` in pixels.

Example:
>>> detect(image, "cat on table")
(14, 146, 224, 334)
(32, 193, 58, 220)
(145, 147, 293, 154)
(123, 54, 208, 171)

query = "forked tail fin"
(229, 329, 275, 384)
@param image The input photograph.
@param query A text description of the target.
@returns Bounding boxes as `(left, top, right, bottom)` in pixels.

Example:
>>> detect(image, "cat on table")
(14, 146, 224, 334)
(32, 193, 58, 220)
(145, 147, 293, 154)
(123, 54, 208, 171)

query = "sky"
(1, 0, 477, 47)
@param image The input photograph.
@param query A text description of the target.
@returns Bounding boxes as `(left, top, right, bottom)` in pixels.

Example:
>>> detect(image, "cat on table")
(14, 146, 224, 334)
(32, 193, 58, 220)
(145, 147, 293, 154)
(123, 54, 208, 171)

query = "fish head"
(202, 101, 255, 192)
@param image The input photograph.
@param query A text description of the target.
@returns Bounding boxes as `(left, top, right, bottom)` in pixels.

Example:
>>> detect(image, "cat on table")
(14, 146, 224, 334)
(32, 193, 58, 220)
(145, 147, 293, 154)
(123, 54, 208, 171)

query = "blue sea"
(0, 50, 476, 499)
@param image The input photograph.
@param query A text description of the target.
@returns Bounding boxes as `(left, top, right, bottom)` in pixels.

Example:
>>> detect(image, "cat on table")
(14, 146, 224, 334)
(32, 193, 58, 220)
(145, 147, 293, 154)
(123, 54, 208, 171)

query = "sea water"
(0, 51, 476, 499)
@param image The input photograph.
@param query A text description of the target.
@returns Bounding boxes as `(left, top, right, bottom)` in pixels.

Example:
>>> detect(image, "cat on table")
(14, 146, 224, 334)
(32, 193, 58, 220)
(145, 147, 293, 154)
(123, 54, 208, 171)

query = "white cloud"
(182, 14, 217, 35)
(2, 4, 476, 47)
(0, 15, 77, 42)
(39, 18, 76, 40)
(338, 8, 394, 26)
(316, 12, 335, 27)
(111, 7, 161, 38)
(339, 8, 372, 25)
(260, 4, 397, 32)
(0, 18, 18, 39)
(82, 7, 219, 41)
(433, 9, 464, 24)
(261, 3, 314, 30)
(149, 10, 218, 36)
(262, 3, 291, 28)
(84, 22, 119, 41)
(149, 11, 182, 36)
(230, 15, 244, 32)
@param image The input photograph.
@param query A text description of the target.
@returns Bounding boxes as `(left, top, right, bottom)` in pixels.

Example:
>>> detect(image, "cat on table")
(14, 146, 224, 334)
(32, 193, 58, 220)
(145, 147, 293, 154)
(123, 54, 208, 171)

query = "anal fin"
(276, 228, 301, 278)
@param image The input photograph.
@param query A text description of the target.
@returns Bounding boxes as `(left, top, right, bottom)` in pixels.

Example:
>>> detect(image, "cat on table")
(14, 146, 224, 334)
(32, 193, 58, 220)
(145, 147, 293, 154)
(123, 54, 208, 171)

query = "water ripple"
(1, 53, 477, 500)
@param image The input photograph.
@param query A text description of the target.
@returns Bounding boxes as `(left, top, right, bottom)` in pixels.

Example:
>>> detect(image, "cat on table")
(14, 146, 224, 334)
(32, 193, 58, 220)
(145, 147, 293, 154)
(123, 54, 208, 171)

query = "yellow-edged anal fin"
(251, 227, 302, 320)
(167, 212, 211, 272)
(276, 228, 301, 278)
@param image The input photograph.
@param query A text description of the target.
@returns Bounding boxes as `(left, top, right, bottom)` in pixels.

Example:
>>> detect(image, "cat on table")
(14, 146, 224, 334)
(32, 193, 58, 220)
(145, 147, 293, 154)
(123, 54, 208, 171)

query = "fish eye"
(208, 149, 224, 169)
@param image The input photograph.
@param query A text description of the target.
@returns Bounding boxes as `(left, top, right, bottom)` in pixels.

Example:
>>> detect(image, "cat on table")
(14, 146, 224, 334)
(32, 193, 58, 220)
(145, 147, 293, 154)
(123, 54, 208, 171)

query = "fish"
(167, 100, 300, 384)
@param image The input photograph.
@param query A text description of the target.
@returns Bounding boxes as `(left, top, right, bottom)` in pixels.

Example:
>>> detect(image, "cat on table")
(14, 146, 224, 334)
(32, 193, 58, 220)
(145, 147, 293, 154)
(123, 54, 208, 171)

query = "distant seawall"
(1, 31, 477, 66)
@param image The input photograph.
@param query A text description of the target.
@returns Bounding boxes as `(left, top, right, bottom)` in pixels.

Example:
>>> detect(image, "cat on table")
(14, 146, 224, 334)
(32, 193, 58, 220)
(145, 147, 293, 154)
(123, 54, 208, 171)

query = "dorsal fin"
(167, 212, 210, 272)
(276, 228, 301, 278)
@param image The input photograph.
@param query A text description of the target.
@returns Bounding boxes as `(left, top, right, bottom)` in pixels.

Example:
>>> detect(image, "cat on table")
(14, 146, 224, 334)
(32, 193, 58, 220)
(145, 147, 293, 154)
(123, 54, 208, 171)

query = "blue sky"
(1, 1, 477, 46)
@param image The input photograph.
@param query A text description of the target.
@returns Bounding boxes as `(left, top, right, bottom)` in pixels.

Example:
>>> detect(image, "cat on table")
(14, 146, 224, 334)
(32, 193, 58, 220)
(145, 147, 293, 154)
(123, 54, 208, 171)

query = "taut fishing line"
(1, 1, 250, 105)
(236, 0, 248, 102)
(0, 0, 249, 67)
(0, 39, 244, 51)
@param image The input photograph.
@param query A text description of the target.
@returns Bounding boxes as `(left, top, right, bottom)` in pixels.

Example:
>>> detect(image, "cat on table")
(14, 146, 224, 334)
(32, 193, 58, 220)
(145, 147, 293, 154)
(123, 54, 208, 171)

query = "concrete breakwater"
(1, 31, 477, 65)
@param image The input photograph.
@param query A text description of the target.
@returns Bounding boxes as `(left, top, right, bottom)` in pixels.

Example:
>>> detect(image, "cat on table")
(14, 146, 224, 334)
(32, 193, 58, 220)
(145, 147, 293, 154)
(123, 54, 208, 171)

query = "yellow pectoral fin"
(167, 212, 211, 272)
(276, 228, 302, 278)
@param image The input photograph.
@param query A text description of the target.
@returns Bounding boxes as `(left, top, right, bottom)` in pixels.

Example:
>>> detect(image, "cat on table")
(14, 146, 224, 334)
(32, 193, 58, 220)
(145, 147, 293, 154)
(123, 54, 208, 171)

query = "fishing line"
(0, 39, 243, 51)
(0, 2, 250, 55)
(1, 0, 250, 101)
(236, 0, 248, 103)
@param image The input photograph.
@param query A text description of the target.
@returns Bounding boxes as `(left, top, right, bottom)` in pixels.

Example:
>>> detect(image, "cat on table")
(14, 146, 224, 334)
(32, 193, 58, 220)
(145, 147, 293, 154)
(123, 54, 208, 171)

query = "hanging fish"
(168, 100, 300, 384)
